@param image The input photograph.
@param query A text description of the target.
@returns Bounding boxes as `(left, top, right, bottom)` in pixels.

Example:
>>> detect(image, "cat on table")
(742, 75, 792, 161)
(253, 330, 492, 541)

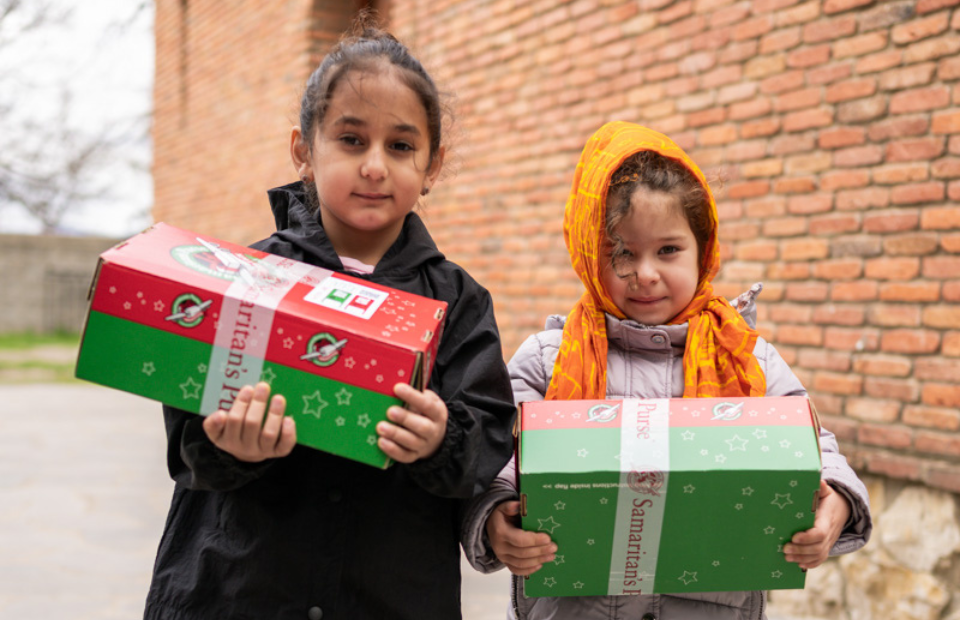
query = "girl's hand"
(202, 382, 296, 462)
(783, 480, 851, 569)
(377, 383, 448, 463)
(487, 501, 557, 576)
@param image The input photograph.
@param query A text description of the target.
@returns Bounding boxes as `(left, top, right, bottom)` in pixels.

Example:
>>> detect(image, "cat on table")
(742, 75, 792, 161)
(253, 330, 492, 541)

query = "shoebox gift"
(518, 396, 822, 597)
(75, 222, 446, 468)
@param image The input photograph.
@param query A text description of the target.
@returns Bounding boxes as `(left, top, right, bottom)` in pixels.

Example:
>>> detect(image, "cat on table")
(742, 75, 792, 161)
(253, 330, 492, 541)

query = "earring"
(301, 176, 313, 184)
(420, 187, 430, 196)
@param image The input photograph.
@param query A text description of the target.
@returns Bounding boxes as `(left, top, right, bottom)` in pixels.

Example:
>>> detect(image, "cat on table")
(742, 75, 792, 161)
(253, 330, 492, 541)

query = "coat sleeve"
(162, 404, 274, 491)
(404, 282, 517, 499)
(461, 332, 550, 571)
(758, 339, 873, 555)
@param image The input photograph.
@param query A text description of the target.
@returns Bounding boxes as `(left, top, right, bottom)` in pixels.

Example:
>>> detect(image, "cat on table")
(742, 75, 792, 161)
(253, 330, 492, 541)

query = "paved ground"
(0, 383, 510, 620)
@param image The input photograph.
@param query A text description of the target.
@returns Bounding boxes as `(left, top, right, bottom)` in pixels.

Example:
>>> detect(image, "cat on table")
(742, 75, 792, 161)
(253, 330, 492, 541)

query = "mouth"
(354, 192, 391, 201)
(627, 296, 665, 305)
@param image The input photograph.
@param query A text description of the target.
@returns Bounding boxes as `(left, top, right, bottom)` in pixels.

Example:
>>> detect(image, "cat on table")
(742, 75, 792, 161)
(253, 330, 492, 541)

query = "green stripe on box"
(77, 311, 397, 468)
(520, 427, 623, 473)
(76, 311, 212, 412)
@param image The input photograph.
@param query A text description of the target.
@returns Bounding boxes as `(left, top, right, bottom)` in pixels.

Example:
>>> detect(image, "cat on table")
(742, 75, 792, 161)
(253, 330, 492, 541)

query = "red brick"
(873, 163, 930, 185)
(798, 349, 852, 372)
(820, 169, 869, 191)
(819, 126, 866, 149)
(923, 256, 960, 278)
(923, 304, 960, 328)
(745, 196, 787, 218)
(950, 180, 960, 201)
(826, 78, 877, 103)
(808, 63, 853, 85)
(881, 328, 941, 353)
(922, 383, 960, 407)
(932, 157, 960, 178)
(776, 324, 824, 346)
(736, 240, 779, 261)
(687, 107, 727, 127)
(814, 371, 863, 395)
(836, 96, 887, 122)
(921, 206, 960, 229)
(903, 405, 960, 431)
(853, 354, 912, 377)
(879, 282, 941, 302)
(760, 69, 806, 94)
(803, 16, 856, 42)
(775, 177, 817, 193)
(858, 423, 913, 449)
(787, 193, 832, 214)
(829, 280, 879, 302)
(823, 0, 875, 12)
(878, 63, 936, 91)
(915, 430, 960, 459)
(728, 180, 770, 199)
(771, 133, 817, 155)
(945, 281, 960, 300)
(774, 87, 822, 112)
(810, 213, 862, 236)
(742, 158, 785, 178)
(725, 140, 769, 162)
(883, 233, 940, 255)
(834, 144, 884, 167)
(861, 450, 923, 481)
(845, 398, 902, 422)
(812, 303, 866, 325)
(867, 302, 922, 326)
(856, 49, 902, 74)
(864, 377, 920, 401)
(785, 281, 830, 301)
(886, 137, 946, 162)
(904, 35, 960, 64)
(891, 12, 950, 44)
(760, 26, 802, 54)
(864, 210, 919, 233)
(733, 15, 775, 41)
(917, 0, 960, 13)
(927, 465, 960, 495)
(729, 97, 773, 121)
(830, 235, 882, 258)
(783, 108, 834, 131)
(890, 86, 951, 114)
(786, 151, 833, 174)
(915, 357, 960, 382)
(699, 124, 738, 145)
(932, 110, 960, 134)
(787, 44, 831, 68)
(938, 55, 960, 80)
(722, 221, 762, 240)
(943, 233, 960, 252)
(781, 237, 829, 260)
(891, 181, 946, 205)
(834, 31, 888, 58)
(768, 261, 812, 280)
(941, 332, 960, 356)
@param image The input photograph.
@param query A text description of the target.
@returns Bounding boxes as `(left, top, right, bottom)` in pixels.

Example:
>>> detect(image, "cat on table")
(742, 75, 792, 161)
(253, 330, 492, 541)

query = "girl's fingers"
(202, 410, 227, 442)
(377, 436, 418, 463)
(393, 384, 444, 422)
(274, 417, 297, 457)
(258, 394, 287, 453)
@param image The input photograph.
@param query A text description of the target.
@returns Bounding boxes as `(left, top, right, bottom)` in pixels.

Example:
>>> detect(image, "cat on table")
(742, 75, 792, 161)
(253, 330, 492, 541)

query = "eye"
(338, 134, 363, 147)
(391, 141, 415, 153)
(659, 245, 680, 255)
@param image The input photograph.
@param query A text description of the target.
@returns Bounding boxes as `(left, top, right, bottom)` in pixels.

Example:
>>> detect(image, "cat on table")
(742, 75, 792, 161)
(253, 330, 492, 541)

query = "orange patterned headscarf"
(545, 121, 766, 401)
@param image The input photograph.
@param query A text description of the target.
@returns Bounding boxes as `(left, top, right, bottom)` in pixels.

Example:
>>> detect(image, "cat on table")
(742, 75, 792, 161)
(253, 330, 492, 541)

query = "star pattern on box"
(734, 503, 744, 510)
(154, 300, 165, 312)
(712, 560, 721, 567)
(714, 454, 727, 464)
(771, 570, 783, 579)
(771, 493, 794, 509)
(554, 501, 566, 510)
(573, 581, 585, 590)
(764, 526, 776, 535)
(681, 430, 695, 441)
(302, 391, 328, 419)
(335, 387, 352, 405)
(553, 555, 565, 565)
(795, 512, 806, 519)
(683, 484, 696, 493)
(335, 416, 346, 427)
(198, 363, 208, 374)
(180, 377, 202, 399)
(344, 357, 356, 369)
(725, 434, 749, 451)
(283, 337, 295, 349)
(357, 413, 371, 428)
(260, 367, 276, 384)
(599, 497, 609, 505)
(789, 480, 798, 487)
(742, 486, 755, 496)
(537, 516, 561, 533)
(367, 435, 377, 445)
(779, 439, 792, 448)
(142, 362, 156, 376)
(677, 571, 698, 585)
(543, 577, 556, 588)
(753, 429, 767, 439)
(577, 448, 589, 458)
(586, 539, 595, 545)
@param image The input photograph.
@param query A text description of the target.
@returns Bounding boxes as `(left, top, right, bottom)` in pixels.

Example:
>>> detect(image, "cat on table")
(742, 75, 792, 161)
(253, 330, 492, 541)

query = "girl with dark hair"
(144, 19, 515, 620)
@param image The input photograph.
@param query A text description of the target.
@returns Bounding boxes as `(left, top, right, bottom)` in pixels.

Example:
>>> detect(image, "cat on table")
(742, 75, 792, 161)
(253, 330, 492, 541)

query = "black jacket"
(144, 183, 516, 620)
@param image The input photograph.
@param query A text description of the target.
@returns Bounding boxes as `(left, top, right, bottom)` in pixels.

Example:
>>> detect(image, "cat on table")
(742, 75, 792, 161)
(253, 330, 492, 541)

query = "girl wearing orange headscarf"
(462, 122, 871, 620)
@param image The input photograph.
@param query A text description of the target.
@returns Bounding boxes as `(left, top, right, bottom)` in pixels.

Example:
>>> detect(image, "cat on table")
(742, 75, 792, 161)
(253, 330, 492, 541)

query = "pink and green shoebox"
(75, 222, 446, 469)
(518, 396, 822, 597)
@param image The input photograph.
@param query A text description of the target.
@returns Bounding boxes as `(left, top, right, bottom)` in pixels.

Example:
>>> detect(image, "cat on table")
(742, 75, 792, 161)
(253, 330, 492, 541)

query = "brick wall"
(153, 0, 960, 491)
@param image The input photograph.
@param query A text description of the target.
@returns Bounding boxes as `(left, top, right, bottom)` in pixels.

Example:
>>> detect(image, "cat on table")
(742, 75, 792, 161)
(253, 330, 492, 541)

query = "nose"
(632, 257, 660, 288)
(360, 146, 387, 181)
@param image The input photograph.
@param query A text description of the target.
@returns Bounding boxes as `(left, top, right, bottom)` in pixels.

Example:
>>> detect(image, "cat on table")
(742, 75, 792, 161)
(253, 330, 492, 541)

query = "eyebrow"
(333, 115, 422, 136)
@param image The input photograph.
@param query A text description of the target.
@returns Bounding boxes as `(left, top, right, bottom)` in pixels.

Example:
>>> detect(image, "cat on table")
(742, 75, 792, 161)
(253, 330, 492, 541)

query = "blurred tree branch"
(0, 0, 151, 234)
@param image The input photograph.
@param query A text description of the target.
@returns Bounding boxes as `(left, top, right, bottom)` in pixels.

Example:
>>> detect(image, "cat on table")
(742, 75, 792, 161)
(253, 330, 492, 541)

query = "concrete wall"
(0, 235, 121, 334)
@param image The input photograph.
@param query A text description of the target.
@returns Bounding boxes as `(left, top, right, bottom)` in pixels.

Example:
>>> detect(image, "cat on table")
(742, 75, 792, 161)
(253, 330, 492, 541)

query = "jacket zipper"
(512, 575, 521, 618)
(757, 590, 765, 620)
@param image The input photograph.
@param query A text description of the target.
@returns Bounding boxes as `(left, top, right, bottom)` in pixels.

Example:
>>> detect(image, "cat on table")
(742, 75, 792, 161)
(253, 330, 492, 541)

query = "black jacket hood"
(257, 181, 446, 278)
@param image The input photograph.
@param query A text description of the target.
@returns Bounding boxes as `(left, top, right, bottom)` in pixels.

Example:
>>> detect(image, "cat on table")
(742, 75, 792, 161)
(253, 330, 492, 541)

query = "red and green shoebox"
(75, 222, 446, 469)
(518, 396, 822, 597)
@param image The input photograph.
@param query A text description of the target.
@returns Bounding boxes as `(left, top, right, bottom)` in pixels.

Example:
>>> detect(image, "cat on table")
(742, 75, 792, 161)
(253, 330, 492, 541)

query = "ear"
(290, 126, 314, 182)
(422, 145, 445, 193)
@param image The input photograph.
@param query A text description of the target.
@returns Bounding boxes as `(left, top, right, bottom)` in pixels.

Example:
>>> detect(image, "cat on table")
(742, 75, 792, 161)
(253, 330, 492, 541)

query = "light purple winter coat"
(461, 288, 872, 620)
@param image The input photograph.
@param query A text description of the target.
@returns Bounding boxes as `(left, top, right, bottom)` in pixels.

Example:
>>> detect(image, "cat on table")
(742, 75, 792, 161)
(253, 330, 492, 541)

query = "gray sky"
(1, 0, 154, 237)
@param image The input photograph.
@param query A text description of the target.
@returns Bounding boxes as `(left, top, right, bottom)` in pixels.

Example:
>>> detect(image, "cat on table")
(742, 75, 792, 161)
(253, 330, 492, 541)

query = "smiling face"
(291, 66, 442, 264)
(601, 189, 700, 326)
